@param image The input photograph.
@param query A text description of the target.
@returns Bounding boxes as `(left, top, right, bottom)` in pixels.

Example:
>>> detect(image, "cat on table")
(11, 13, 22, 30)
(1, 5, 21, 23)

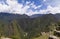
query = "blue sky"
(0, 0, 60, 16)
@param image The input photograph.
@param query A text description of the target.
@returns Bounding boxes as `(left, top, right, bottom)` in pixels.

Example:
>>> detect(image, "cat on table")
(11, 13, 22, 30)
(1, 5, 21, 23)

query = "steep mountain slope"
(30, 14, 43, 18)
(0, 12, 60, 39)
(55, 13, 60, 20)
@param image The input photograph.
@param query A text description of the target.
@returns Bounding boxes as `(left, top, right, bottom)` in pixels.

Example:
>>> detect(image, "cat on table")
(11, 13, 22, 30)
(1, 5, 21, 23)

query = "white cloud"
(26, 1, 31, 5)
(0, 3, 10, 12)
(0, 0, 42, 16)
(47, 5, 60, 14)
(31, 5, 42, 9)
(41, 0, 60, 14)
(43, 0, 46, 2)
(39, 5, 60, 14)
(26, 10, 40, 16)
(0, 0, 60, 16)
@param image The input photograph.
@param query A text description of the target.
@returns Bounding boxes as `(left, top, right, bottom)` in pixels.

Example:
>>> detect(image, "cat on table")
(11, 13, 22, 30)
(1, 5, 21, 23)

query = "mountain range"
(0, 12, 60, 39)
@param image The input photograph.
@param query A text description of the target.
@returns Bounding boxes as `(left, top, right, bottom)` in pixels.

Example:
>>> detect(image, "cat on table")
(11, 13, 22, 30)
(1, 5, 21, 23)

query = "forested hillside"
(0, 12, 60, 39)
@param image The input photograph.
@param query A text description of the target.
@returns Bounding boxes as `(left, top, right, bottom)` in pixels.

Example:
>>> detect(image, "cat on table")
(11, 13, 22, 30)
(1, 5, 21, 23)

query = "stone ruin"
(49, 26, 60, 39)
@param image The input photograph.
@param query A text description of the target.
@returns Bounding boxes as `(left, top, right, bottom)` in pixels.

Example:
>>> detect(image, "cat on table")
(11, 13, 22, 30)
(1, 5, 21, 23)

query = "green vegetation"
(0, 13, 60, 39)
(33, 34, 48, 39)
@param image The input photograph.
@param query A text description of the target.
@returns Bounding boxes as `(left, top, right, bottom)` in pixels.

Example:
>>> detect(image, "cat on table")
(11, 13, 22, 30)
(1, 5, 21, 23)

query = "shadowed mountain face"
(0, 12, 60, 39)
(30, 14, 43, 18)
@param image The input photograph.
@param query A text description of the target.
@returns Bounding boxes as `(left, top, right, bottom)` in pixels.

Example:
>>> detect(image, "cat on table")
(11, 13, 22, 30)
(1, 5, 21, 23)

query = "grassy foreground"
(32, 33, 50, 39)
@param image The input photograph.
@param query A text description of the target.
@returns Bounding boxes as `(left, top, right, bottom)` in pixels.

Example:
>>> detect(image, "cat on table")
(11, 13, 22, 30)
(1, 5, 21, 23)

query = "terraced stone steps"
(48, 26, 60, 39)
